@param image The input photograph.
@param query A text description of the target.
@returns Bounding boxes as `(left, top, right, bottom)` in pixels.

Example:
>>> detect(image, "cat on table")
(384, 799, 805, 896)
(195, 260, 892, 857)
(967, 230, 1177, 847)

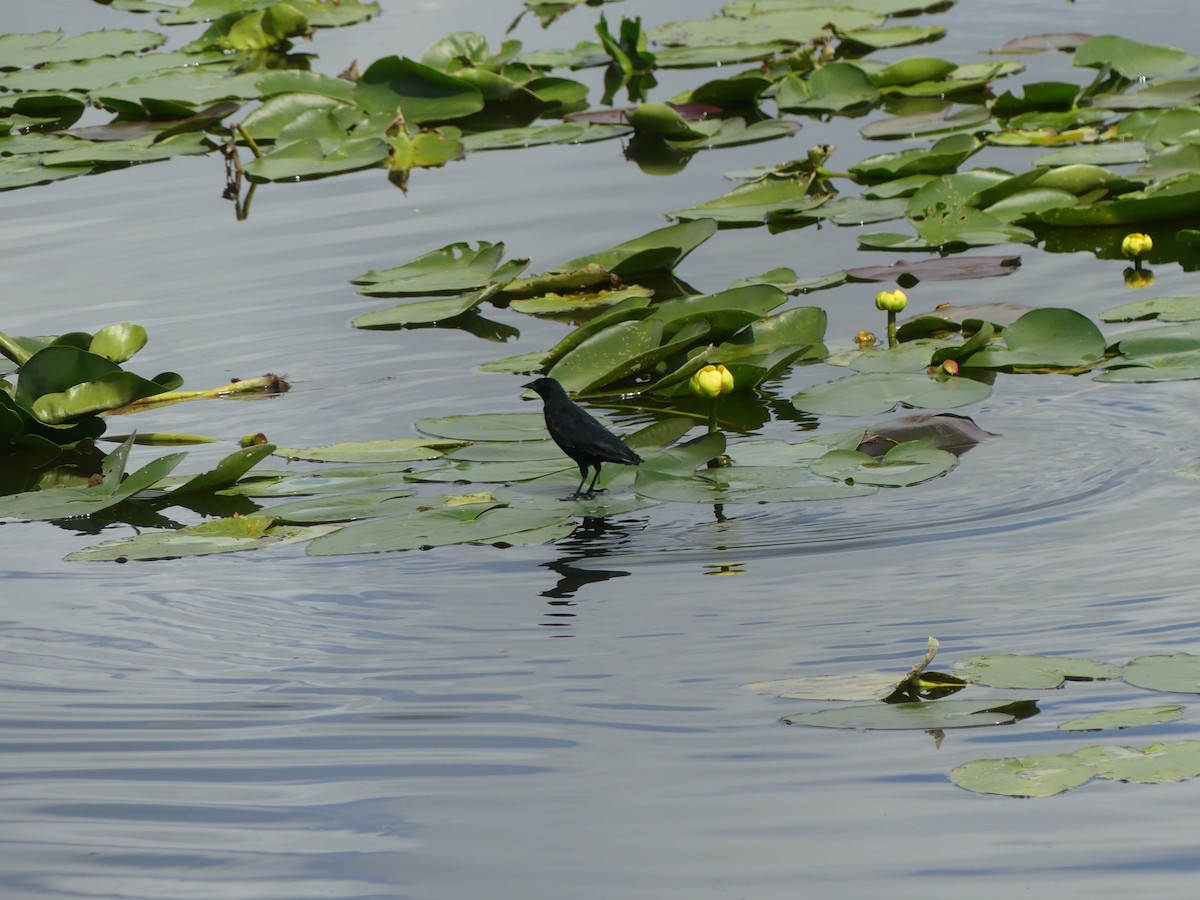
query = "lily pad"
(1059, 705, 1182, 732)
(792, 372, 992, 417)
(1124, 653, 1200, 694)
(950, 753, 1098, 798)
(67, 516, 338, 561)
(1074, 35, 1200, 80)
(274, 438, 464, 463)
(962, 308, 1105, 369)
(809, 440, 958, 487)
(743, 674, 900, 702)
(305, 502, 576, 555)
(415, 412, 555, 442)
(1100, 296, 1200, 323)
(782, 698, 1038, 730)
(353, 241, 526, 296)
(953, 654, 1123, 689)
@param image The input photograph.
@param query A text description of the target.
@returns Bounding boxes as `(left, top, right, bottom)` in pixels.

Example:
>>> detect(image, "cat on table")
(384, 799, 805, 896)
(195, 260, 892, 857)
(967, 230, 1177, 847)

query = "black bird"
(523, 377, 643, 499)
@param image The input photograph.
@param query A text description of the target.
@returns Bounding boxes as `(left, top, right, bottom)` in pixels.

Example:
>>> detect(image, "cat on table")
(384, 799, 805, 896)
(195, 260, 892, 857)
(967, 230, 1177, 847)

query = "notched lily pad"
(953, 654, 1122, 689)
(782, 698, 1039, 731)
(1058, 705, 1182, 732)
(1123, 653, 1200, 694)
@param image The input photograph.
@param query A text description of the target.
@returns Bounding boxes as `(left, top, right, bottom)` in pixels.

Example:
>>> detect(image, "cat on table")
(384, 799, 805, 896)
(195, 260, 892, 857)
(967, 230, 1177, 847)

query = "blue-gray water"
(5, 1, 1200, 897)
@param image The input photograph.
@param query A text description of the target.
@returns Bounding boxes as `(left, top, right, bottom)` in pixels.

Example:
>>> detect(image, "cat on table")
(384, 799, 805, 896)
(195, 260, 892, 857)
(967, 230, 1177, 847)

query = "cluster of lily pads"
(749, 639, 1200, 798)
(10, 0, 1200, 560)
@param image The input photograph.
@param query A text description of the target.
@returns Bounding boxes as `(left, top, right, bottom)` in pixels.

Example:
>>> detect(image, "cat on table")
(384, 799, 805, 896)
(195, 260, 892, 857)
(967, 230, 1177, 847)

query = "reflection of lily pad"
(782, 699, 1038, 730)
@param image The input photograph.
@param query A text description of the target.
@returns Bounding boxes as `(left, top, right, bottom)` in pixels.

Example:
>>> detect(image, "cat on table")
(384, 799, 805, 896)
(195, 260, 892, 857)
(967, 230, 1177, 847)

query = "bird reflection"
(539, 516, 639, 625)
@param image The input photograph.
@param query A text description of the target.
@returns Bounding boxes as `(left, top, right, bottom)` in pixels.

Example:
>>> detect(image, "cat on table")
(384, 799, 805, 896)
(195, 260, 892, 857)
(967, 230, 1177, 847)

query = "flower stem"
(887, 310, 898, 349)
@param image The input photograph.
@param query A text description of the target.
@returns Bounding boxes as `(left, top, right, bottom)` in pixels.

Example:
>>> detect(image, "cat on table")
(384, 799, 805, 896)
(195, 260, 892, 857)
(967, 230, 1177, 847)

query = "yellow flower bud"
(690, 364, 735, 398)
(1121, 232, 1153, 259)
(690, 365, 724, 399)
(719, 364, 734, 395)
(854, 330, 876, 349)
(875, 288, 908, 313)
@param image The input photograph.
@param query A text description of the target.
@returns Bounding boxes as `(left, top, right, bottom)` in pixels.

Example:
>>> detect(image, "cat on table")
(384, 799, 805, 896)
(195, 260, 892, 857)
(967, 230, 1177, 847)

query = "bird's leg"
(564, 463, 589, 501)
(584, 464, 605, 497)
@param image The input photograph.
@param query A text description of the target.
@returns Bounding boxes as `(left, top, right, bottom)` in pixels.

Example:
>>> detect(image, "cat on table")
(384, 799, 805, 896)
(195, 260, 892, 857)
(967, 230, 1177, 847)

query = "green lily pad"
(1124, 653, 1200, 694)
(962, 308, 1105, 369)
(776, 62, 879, 113)
(849, 133, 982, 182)
(351, 286, 496, 328)
(353, 241, 525, 296)
(669, 173, 828, 225)
(1101, 296, 1200, 323)
(266, 491, 417, 524)
(782, 698, 1039, 730)
(1059, 705, 1183, 732)
(953, 654, 1123, 689)
(305, 502, 576, 555)
(416, 412, 554, 442)
(650, 9, 885, 48)
(242, 136, 389, 183)
(67, 516, 338, 561)
(556, 218, 717, 277)
(274, 438, 464, 463)
(950, 753, 1098, 798)
(0, 435, 183, 521)
(809, 440, 957, 487)
(793, 372, 992, 417)
(166, 444, 277, 497)
(1074, 35, 1200, 80)
(743, 674, 900, 702)
(354, 55, 483, 124)
(217, 466, 410, 497)
(1075, 741, 1200, 784)
(0, 30, 168, 70)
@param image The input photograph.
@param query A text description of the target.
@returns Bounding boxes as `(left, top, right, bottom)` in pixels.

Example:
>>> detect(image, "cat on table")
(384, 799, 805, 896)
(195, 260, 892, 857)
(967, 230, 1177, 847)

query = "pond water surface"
(5, 1, 1200, 898)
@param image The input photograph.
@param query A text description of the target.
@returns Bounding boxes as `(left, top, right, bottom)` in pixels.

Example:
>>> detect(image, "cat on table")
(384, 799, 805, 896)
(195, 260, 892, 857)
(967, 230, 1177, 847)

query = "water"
(5, 1, 1200, 897)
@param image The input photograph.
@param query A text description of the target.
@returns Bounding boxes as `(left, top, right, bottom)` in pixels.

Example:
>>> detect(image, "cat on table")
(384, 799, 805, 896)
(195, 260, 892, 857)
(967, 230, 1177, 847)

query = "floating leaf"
(793, 372, 992, 417)
(556, 218, 717, 277)
(274, 438, 464, 463)
(743, 674, 900, 702)
(650, 10, 885, 48)
(1073, 35, 1200, 80)
(782, 699, 1039, 730)
(953, 654, 1123, 689)
(846, 255, 1020, 284)
(950, 753, 1097, 798)
(166, 444, 276, 497)
(669, 174, 828, 225)
(1059, 705, 1182, 732)
(1075, 741, 1200, 784)
(415, 412, 554, 442)
(67, 516, 338, 561)
(962, 308, 1105, 369)
(351, 286, 496, 328)
(809, 440, 958, 487)
(306, 503, 576, 555)
(353, 241, 525, 296)
(1100, 296, 1200, 323)
(1124, 653, 1200, 694)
